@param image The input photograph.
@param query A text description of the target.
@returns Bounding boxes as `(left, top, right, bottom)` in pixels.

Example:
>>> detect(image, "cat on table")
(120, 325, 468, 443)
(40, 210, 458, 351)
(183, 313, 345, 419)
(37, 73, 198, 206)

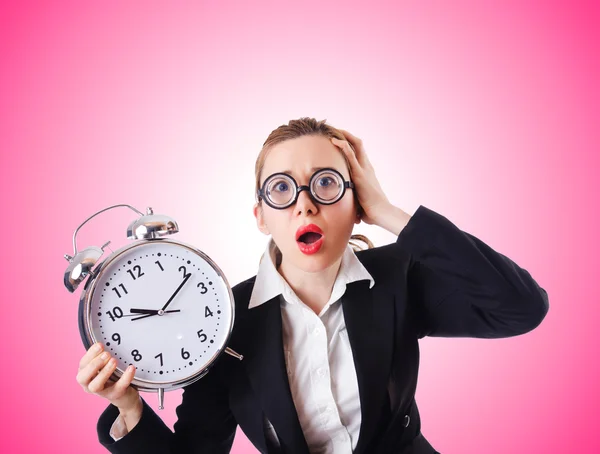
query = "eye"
(317, 176, 333, 187)
(273, 181, 290, 193)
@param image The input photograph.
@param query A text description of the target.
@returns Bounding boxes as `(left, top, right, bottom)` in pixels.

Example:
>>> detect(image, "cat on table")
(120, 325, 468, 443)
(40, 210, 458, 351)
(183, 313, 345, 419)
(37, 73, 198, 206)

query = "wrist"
(117, 395, 142, 416)
(374, 203, 412, 236)
(117, 395, 143, 433)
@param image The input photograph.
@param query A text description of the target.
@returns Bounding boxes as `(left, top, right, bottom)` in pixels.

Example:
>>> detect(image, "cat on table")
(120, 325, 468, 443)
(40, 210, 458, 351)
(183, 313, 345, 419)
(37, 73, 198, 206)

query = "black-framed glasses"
(257, 167, 355, 210)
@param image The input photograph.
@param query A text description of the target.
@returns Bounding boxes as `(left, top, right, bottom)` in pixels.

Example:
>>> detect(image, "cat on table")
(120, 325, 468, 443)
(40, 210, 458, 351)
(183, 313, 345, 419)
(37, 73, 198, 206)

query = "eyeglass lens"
(265, 169, 344, 207)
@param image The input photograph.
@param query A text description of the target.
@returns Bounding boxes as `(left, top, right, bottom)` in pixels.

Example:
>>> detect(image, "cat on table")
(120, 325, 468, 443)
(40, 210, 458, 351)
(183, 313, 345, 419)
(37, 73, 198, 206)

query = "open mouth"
(295, 224, 325, 254)
(297, 232, 323, 244)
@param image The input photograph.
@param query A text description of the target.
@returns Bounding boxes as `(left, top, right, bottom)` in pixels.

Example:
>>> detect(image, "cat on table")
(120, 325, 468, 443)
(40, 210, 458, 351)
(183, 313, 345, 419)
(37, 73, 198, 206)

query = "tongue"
(299, 232, 322, 244)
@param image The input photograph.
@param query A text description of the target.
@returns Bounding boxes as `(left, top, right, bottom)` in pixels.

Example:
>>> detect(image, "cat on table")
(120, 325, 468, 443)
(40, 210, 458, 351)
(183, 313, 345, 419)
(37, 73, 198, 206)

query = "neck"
(278, 252, 343, 316)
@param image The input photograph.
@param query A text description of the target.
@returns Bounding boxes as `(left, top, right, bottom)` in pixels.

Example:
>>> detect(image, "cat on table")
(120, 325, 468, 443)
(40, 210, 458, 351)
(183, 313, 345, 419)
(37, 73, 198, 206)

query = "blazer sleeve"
(96, 356, 237, 454)
(397, 205, 549, 339)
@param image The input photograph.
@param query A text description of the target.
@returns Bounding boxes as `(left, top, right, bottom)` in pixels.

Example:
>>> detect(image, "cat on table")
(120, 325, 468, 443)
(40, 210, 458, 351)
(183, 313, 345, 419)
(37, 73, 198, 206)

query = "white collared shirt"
(249, 239, 375, 453)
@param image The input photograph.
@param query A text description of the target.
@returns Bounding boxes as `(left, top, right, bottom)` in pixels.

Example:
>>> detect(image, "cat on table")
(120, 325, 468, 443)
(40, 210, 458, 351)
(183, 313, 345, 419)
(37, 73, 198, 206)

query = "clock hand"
(130, 313, 156, 321)
(130, 308, 182, 315)
(130, 309, 181, 321)
(160, 273, 191, 312)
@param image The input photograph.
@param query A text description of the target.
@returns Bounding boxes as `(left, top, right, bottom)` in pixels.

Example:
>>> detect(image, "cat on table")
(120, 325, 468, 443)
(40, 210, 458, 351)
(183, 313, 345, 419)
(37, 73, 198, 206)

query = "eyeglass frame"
(257, 167, 355, 210)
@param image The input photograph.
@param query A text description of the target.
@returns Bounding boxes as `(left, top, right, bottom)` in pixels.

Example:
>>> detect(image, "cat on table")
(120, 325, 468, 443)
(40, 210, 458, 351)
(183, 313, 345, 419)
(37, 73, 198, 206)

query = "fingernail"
(93, 343, 102, 352)
(101, 352, 110, 360)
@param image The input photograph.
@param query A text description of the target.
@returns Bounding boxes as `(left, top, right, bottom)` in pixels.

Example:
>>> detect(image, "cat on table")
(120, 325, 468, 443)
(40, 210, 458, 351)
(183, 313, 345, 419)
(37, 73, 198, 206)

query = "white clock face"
(88, 240, 234, 384)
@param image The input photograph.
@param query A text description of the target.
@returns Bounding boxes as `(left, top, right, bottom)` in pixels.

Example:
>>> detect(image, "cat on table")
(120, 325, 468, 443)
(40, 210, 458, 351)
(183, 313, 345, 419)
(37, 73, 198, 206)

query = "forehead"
(261, 135, 348, 183)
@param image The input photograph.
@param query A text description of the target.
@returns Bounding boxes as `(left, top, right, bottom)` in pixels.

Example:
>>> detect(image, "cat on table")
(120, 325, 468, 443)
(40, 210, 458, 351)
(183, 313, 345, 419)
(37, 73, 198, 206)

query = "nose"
(295, 187, 318, 216)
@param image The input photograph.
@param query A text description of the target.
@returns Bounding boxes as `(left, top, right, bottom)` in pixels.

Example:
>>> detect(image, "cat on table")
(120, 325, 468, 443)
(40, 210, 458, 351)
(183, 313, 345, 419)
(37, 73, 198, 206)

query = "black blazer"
(97, 205, 549, 454)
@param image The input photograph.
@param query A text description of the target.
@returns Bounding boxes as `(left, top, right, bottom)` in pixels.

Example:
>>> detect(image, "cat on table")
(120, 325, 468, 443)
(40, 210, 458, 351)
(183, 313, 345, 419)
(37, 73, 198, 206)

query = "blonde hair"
(255, 117, 374, 252)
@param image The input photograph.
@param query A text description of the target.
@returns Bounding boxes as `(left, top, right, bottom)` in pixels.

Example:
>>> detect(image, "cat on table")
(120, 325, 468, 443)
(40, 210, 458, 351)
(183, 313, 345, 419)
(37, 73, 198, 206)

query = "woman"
(77, 117, 549, 453)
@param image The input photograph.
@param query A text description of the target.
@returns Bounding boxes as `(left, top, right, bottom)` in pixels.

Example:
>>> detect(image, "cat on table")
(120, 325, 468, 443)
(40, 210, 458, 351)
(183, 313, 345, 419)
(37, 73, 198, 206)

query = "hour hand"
(130, 308, 160, 315)
(128, 308, 181, 321)
(129, 308, 182, 314)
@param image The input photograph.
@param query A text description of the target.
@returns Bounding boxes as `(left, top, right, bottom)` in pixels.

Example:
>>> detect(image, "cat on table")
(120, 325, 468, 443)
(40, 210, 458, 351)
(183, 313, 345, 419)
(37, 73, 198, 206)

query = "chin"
(293, 248, 341, 273)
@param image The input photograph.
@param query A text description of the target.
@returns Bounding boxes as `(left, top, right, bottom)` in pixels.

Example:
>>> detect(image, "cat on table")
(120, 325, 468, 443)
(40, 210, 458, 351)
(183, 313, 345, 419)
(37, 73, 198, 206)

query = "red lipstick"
(295, 224, 324, 255)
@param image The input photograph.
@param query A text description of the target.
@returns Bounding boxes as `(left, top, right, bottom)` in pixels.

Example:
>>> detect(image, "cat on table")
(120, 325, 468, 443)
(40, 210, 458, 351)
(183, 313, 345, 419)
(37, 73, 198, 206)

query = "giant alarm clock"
(63, 204, 242, 409)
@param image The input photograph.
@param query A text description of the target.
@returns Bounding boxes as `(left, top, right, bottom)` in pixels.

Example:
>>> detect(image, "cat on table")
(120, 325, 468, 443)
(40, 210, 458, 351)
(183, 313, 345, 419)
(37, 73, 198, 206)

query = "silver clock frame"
(65, 205, 242, 409)
(80, 237, 236, 391)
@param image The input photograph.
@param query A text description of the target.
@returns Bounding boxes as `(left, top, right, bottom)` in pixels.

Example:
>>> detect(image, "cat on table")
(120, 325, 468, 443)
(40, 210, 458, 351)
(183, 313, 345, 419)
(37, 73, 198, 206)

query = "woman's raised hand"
(76, 342, 140, 412)
(330, 129, 391, 226)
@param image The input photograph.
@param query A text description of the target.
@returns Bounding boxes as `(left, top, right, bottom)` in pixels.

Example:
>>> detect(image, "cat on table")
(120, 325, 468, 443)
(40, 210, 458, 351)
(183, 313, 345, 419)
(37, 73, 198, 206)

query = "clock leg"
(225, 347, 244, 360)
(158, 387, 165, 410)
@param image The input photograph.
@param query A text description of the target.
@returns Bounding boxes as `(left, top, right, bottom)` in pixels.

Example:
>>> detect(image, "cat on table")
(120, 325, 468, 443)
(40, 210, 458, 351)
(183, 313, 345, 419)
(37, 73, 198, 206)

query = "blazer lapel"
(243, 295, 310, 454)
(342, 280, 395, 454)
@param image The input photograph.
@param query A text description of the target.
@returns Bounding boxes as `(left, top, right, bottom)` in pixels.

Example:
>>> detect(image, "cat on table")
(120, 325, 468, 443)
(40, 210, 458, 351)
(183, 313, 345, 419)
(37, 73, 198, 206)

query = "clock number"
(179, 266, 191, 279)
(106, 306, 124, 322)
(126, 265, 145, 280)
(131, 349, 142, 362)
(197, 282, 208, 294)
(205, 306, 214, 317)
(181, 348, 190, 360)
(111, 333, 121, 345)
(197, 329, 207, 343)
(111, 283, 128, 298)
(155, 353, 163, 367)
(155, 260, 164, 271)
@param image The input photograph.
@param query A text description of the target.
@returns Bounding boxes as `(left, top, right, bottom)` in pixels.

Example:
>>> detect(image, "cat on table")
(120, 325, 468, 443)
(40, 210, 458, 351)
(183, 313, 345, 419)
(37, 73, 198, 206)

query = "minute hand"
(161, 273, 191, 311)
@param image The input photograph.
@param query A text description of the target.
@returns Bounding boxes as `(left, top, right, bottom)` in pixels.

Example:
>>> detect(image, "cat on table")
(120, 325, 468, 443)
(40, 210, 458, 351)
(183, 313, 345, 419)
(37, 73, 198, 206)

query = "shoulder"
(355, 240, 410, 282)
(231, 274, 257, 310)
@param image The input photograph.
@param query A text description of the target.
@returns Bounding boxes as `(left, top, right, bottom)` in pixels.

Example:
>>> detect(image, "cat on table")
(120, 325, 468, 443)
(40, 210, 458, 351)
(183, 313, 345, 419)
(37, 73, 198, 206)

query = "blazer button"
(403, 415, 410, 427)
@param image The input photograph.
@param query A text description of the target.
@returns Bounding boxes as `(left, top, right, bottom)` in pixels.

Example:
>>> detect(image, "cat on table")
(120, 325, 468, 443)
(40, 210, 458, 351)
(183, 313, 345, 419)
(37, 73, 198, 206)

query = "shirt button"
(403, 414, 411, 427)
(336, 433, 347, 442)
(317, 368, 326, 378)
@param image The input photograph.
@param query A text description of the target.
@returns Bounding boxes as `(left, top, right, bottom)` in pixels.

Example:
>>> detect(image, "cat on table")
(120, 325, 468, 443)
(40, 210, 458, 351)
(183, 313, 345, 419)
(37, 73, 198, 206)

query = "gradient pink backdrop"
(1, 1, 598, 453)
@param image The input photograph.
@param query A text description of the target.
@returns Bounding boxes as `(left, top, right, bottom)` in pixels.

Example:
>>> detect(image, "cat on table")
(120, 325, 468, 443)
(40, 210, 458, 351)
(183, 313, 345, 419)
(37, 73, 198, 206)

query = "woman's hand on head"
(330, 130, 391, 225)
(76, 342, 140, 412)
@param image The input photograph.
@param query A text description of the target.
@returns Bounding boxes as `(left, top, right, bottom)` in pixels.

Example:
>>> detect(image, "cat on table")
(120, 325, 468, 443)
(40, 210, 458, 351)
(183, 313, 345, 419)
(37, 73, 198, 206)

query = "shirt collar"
(248, 237, 375, 310)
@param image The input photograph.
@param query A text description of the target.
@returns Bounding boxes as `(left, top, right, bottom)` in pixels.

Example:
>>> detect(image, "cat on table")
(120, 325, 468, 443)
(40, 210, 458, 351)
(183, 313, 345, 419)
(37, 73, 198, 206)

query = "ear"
(253, 203, 270, 235)
(354, 204, 363, 225)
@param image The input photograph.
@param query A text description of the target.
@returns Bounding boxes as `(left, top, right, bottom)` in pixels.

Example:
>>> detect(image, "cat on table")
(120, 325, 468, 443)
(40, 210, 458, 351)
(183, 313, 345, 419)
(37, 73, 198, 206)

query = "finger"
(76, 351, 111, 388)
(78, 342, 104, 370)
(87, 357, 118, 394)
(331, 137, 362, 173)
(336, 130, 371, 169)
(337, 129, 363, 147)
(107, 364, 137, 399)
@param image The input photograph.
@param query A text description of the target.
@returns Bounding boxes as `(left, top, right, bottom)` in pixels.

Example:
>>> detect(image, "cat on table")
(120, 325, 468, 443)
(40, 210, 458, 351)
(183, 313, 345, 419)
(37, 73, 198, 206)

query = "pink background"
(1, 1, 598, 452)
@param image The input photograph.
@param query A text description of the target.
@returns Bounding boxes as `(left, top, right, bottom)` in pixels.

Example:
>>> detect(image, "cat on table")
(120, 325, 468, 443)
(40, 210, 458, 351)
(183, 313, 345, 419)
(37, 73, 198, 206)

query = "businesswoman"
(76, 117, 549, 453)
